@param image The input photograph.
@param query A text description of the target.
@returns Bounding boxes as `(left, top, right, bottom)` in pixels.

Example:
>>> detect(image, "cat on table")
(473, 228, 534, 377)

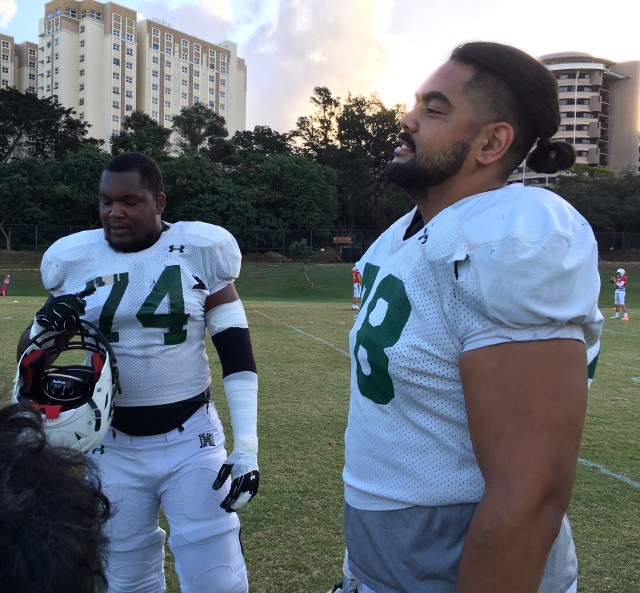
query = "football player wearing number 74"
(17, 152, 258, 593)
(340, 42, 603, 593)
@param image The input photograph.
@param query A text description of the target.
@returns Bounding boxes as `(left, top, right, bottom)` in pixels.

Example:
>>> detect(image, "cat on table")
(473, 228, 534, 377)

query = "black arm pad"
(211, 327, 257, 377)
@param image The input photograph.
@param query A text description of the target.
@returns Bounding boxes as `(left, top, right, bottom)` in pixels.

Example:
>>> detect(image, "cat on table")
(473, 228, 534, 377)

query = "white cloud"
(0, 0, 17, 29)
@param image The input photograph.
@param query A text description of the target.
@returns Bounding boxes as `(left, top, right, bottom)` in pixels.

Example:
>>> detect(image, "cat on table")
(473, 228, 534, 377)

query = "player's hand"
(34, 294, 87, 333)
(212, 451, 259, 512)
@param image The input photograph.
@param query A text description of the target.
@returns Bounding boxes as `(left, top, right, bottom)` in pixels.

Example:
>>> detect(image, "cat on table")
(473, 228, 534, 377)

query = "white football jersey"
(40, 221, 241, 407)
(344, 184, 603, 511)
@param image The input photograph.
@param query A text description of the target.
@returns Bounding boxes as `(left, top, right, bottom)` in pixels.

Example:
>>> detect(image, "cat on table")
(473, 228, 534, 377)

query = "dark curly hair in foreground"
(0, 403, 111, 593)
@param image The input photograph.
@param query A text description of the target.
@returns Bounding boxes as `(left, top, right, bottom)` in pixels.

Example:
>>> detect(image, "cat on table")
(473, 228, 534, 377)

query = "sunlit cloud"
(0, 0, 17, 29)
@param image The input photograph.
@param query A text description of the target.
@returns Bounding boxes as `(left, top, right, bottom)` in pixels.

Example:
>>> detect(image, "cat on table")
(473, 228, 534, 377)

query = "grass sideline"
(0, 262, 638, 592)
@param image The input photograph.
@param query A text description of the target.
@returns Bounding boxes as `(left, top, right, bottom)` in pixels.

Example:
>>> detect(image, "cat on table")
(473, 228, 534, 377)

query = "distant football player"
(17, 152, 259, 593)
(1, 273, 11, 296)
(352, 266, 362, 310)
(339, 42, 603, 593)
(610, 268, 629, 320)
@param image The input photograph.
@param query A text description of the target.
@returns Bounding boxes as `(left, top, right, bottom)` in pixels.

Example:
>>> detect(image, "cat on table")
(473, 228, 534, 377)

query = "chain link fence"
(0, 225, 638, 264)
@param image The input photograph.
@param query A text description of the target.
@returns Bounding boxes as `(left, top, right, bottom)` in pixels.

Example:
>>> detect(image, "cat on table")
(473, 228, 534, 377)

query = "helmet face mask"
(13, 319, 119, 453)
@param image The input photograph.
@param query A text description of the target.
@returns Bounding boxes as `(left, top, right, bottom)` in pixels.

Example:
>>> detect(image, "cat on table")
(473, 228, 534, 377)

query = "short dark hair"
(0, 403, 111, 593)
(104, 152, 164, 194)
(450, 41, 575, 175)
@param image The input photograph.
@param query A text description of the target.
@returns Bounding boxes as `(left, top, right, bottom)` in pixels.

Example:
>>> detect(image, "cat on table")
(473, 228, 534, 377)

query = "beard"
(385, 140, 471, 192)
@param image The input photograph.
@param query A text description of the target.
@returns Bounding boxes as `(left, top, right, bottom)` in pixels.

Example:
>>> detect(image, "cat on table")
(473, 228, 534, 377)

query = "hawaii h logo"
(198, 432, 216, 448)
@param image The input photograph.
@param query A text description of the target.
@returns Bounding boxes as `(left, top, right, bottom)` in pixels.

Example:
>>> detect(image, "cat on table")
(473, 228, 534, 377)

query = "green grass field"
(0, 261, 638, 593)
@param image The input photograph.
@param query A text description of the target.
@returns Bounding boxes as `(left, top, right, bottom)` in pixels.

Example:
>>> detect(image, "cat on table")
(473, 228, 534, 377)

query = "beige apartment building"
(510, 52, 640, 184)
(7, 0, 246, 149)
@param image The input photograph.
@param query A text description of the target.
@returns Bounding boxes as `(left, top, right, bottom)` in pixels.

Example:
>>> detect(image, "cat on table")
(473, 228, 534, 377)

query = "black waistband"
(111, 388, 210, 436)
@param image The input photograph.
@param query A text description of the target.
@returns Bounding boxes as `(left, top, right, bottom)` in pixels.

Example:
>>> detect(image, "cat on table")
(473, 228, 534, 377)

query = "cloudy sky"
(2, 0, 639, 132)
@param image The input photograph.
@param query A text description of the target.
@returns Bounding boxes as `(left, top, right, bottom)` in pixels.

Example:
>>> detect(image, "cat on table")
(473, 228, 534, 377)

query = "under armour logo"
(169, 245, 186, 253)
(92, 445, 105, 455)
(198, 432, 216, 448)
(418, 228, 429, 244)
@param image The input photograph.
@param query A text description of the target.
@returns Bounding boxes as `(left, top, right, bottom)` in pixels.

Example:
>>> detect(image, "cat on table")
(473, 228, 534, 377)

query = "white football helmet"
(13, 319, 120, 453)
(616, 268, 625, 276)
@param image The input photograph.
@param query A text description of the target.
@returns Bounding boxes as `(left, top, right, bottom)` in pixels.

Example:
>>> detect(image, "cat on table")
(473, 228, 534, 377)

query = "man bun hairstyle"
(104, 151, 164, 194)
(450, 41, 576, 174)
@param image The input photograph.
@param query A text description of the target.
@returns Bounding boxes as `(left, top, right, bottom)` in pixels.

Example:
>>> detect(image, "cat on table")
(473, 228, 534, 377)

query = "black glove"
(34, 294, 87, 333)
(213, 464, 260, 513)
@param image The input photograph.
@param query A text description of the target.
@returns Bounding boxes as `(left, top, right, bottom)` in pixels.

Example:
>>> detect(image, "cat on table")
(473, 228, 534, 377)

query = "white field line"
(253, 310, 350, 357)
(578, 459, 640, 490)
(253, 310, 639, 491)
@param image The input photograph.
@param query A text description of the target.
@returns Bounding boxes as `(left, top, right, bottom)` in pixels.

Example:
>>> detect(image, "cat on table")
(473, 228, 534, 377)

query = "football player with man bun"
(610, 268, 629, 320)
(17, 152, 258, 593)
(337, 42, 603, 593)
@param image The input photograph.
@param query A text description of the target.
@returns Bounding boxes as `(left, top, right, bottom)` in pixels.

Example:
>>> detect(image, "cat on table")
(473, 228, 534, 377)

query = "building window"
(29, 48, 36, 56)
(165, 100, 171, 108)
(113, 29, 120, 38)
(220, 79, 225, 86)
(79, 69, 85, 76)
(182, 79, 188, 87)
(126, 75, 133, 84)
(209, 100, 215, 108)
(65, 8, 77, 18)
(126, 32, 134, 42)
(113, 86, 120, 95)
(113, 58, 120, 66)
(112, 115, 119, 122)
(209, 50, 216, 58)
(152, 70, 159, 78)
(113, 42, 119, 51)
(194, 70, 200, 77)
(80, 25, 85, 33)
(166, 47, 172, 56)
(152, 111, 158, 120)
(55, 8, 62, 17)
(182, 39, 189, 48)
(182, 92, 188, 99)
(152, 83, 159, 90)
(79, 83, 84, 91)
(220, 103, 225, 110)
(125, 90, 133, 98)
(113, 72, 120, 80)
(165, 114, 173, 122)
(28, 60, 36, 68)
(1, 41, 9, 49)
(79, 54, 85, 62)
(90, 10, 101, 21)
(166, 60, 172, 68)
(165, 88, 171, 95)
(182, 52, 188, 60)
(194, 43, 201, 52)
(113, 101, 120, 109)
(153, 56, 159, 64)
(182, 65, 188, 74)
(220, 67, 226, 75)
(221, 54, 227, 62)
(165, 74, 171, 81)
(28, 73, 35, 80)
(194, 83, 200, 91)
(166, 33, 173, 42)
(46, 12, 52, 21)
(152, 97, 159, 104)
(208, 87, 215, 95)
(152, 28, 160, 37)
(1, 79, 8, 88)
(126, 104, 133, 111)
(219, 91, 225, 98)
(153, 43, 159, 51)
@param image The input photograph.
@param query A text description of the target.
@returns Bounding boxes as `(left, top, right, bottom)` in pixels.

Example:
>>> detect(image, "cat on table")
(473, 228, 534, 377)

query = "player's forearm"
(455, 493, 566, 593)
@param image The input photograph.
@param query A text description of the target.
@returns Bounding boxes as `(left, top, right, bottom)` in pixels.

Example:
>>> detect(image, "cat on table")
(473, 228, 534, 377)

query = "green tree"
(110, 110, 171, 159)
(0, 88, 97, 162)
(48, 146, 111, 228)
(294, 86, 341, 162)
(230, 125, 294, 158)
(172, 103, 229, 157)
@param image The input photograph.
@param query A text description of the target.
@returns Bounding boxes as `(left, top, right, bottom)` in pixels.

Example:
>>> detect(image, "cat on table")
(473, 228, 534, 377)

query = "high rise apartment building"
(511, 52, 640, 184)
(4, 0, 247, 149)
